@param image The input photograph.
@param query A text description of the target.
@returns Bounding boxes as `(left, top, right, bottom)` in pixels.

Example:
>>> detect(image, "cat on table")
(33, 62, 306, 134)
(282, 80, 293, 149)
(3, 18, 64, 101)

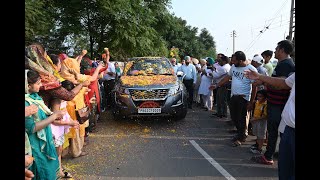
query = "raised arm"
(209, 75, 231, 90)
(244, 69, 291, 89)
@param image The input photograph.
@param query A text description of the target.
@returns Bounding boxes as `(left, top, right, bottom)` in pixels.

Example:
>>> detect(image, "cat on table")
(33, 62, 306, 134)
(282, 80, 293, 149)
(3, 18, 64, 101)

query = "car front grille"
(129, 89, 169, 100)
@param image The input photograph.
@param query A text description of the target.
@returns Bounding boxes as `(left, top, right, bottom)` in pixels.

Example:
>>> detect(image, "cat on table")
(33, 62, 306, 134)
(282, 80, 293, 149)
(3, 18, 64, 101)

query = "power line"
(252, 18, 290, 30)
(245, 0, 289, 52)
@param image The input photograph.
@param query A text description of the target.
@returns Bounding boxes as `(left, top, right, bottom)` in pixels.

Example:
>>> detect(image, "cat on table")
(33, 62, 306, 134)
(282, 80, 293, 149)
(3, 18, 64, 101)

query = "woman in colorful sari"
(25, 43, 89, 108)
(60, 52, 105, 132)
(60, 80, 90, 158)
(25, 69, 66, 180)
(25, 104, 38, 180)
(81, 56, 107, 129)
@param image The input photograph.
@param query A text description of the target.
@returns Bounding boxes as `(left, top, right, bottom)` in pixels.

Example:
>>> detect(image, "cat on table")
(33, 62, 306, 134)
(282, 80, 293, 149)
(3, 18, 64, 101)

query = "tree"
(25, 0, 56, 45)
(26, 0, 216, 61)
(199, 28, 216, 58)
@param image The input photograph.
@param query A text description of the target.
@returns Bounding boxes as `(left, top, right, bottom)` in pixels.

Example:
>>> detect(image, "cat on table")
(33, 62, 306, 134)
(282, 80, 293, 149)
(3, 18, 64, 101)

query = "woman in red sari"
(82, 56, 108, 129)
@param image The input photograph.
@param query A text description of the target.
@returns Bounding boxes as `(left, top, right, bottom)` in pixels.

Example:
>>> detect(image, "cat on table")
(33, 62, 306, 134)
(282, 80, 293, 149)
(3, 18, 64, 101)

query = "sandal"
(231, 140, 241, 147)
(59, 171, 73, 179)
(251, 155, 274, 165)
(79, 151, 88, 157)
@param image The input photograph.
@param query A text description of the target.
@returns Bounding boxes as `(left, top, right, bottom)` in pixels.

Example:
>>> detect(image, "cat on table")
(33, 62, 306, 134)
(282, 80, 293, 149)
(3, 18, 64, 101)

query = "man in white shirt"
(211, 55, 231, 118)
(102, 48, 116, 109)
(177, 56, 197, 109)
(170, 58, 179, 75)
(210, 51, 258, 146)
(244, 70, 295, 180)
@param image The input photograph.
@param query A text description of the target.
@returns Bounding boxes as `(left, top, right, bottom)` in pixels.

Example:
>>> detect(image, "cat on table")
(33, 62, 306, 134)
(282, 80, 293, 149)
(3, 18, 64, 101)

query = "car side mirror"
(177, 71, 184, 77)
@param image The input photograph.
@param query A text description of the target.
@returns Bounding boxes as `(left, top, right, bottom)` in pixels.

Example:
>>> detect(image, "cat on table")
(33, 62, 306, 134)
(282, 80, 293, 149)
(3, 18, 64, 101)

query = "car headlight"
(168, 85, 182, 96)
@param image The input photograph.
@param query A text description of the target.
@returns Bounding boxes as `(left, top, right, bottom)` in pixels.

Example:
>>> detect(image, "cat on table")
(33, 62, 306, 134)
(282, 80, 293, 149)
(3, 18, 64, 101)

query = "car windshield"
(124, 59, 173, 76)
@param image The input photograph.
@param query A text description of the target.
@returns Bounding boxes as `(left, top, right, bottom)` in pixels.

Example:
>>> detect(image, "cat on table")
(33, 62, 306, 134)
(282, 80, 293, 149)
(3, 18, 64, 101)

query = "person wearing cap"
(170, 58, 179, 75)
(192, 58, 199, 66)
(209, 56, 219, 106)
(177, 56, 197, 109)
(198, 57, 215, 111)
(251, 40, 295, 166)
(251, 55, 269, 90)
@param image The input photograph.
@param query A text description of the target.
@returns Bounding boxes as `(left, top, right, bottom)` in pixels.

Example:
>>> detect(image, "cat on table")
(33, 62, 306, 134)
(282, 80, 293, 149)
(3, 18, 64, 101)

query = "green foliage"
(26, 0, 217, 61)
(25, 0, 56, 45)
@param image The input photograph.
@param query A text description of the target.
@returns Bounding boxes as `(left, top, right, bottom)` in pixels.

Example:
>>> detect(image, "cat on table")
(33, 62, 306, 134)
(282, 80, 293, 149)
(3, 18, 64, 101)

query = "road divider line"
(189, 140, 236, 180)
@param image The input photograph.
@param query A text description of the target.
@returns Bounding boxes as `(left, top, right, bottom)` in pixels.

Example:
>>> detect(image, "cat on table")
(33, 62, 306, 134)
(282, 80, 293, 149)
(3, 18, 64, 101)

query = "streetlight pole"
(230, 30, 236, 53)
(288, 0, 295, 41)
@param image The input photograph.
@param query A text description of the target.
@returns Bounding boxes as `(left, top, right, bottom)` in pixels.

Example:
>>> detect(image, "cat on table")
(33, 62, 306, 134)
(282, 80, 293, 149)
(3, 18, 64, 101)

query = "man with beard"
(178, 56, 197, 109)
(251, 40, 295, 165)
(210, 51, 258, 146)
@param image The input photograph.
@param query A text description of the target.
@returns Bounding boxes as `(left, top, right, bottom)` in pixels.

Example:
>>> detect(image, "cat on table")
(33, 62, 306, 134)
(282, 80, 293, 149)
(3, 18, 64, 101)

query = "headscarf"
(25, 44, 61, 90)
(184, 56, 191, 61)
(192, 58, 199, 65)
(25, 68, 56, 159)
(200, 59, 207, 65)
(207, 57, 215, 65)
(25, 93, 56, 160)
(45, 54, 65, 82)
(60, 57, 90, 83)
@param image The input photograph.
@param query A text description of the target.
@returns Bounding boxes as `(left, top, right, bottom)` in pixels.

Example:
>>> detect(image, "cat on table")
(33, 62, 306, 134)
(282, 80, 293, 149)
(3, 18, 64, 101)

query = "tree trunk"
(86, 6, 94, 59)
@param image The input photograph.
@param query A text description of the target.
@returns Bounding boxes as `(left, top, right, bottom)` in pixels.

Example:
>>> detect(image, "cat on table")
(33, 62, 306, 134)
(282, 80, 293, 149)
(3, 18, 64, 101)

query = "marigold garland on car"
(121, 75, 176, 86)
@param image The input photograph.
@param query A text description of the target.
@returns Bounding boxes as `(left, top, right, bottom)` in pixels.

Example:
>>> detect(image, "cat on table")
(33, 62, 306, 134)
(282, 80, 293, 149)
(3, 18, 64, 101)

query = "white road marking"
(189, 140, 236, 180)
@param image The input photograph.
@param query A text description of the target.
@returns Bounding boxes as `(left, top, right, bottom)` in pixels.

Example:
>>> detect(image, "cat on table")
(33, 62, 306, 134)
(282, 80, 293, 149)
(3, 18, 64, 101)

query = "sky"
(168, 0, 293, 60)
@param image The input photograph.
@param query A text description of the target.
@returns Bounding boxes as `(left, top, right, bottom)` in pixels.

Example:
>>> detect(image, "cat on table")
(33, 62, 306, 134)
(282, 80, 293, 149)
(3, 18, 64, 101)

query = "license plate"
(138, 108, 161, 113)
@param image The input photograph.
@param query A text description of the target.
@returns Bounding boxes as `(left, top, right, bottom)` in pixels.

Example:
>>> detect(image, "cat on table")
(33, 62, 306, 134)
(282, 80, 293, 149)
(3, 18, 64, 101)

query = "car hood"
(119, 75, 177, 88)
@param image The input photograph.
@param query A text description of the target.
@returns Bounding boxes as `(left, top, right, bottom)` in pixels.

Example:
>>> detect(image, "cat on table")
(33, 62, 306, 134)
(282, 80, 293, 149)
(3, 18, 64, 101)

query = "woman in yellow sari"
(60, 54, 103, 84)
(59, 55, 103, 157)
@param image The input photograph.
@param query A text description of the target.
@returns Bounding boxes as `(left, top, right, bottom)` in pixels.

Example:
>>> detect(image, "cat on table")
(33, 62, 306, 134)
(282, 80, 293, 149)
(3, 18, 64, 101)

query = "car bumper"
(114, 92, 187, 117)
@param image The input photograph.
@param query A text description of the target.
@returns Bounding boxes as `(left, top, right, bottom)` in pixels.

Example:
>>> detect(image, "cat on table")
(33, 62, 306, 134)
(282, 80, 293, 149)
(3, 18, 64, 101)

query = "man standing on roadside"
(244, 70, 295, 180)
(102, 48, 116, 110)
(178, 56, 197, 109)
(210, 51, 258, 146)
(170, 58, 179, 75)
(251, 40, 295, 165)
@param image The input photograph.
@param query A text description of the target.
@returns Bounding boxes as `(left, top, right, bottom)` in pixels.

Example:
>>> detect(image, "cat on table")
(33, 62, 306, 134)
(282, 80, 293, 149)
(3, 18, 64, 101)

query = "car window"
(124, 59, 173, 76)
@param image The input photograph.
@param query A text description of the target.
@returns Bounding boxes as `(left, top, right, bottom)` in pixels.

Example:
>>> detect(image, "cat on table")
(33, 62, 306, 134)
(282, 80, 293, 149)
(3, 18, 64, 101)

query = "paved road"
(62, 106, 278, 180)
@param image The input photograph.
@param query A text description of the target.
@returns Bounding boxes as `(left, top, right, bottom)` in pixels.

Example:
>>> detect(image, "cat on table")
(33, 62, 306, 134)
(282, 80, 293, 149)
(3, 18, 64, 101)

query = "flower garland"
(121, 75, 176, 86)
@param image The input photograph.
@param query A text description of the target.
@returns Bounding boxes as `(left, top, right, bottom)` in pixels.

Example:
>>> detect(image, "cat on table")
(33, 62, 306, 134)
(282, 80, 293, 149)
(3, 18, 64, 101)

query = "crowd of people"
(25, 39, 295, 180)
(25, 44, 122, 179)
(170, 39, 295, 179)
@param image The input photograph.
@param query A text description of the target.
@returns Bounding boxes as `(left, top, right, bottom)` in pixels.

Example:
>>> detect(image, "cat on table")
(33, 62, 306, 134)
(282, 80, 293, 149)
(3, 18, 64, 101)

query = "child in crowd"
(61, 80, 90, 158)
(25, 69, 65, 180)
(250, 90, 268, 154)
(50, 96, 80, 178)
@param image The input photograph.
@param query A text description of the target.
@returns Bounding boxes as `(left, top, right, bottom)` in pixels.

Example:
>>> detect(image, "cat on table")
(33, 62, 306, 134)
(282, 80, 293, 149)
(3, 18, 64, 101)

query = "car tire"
(174, 108, 187, 120)
(112, 110, 125, 121)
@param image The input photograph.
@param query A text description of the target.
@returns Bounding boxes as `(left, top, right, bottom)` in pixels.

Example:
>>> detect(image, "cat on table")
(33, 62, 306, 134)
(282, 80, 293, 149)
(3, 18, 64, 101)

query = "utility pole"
(288, 0, 295, 41)
(230, 30, 237, 53)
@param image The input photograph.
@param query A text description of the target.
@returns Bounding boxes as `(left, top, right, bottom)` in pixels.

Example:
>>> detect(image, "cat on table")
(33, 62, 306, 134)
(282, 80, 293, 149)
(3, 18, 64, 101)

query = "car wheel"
(113, 111, 126, 121)
(174, 107, 187, 120)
